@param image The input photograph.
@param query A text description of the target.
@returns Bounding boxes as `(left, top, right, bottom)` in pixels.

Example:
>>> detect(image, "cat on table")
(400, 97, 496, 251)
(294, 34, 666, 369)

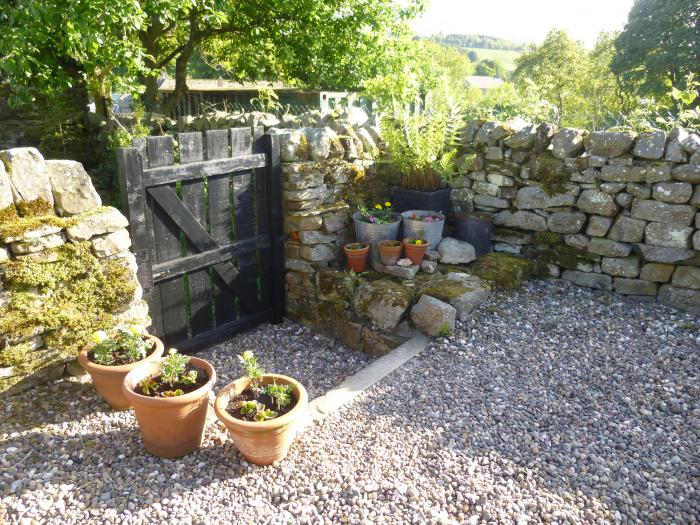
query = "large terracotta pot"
(78, 334, 164, 410)
(214, 374, 308, 466)
(122, 357, 217, 459)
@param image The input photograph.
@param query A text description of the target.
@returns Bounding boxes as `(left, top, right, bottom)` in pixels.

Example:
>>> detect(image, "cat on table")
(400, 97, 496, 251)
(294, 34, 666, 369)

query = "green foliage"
(436, 323, 453, 337)
(250, 88, 281, 113)
(428, 34, 525, 53)
(138, 378, 158, 396)
(264, 382, 295, 411)
(254, 406, 278, 422)
(160, 349, 193, 387)
(235, 399, 278, 421)
(475, 59, 507, 79)
(238, 351, 264, 389)
(357, 202, 398, 224)
(612, 0, 699, 100)
(91, 327, 150, 366)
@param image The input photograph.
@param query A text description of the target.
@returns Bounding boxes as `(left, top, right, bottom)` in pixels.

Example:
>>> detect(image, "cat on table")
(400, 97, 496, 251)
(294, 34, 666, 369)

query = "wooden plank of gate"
(205, 129, 239, 327)
(252, 127, 271, 307)
(231, 128, 260, 313)
(179, 132, 213, 337)
(147, 135, 189, 344)
(264, 133, 286, 322)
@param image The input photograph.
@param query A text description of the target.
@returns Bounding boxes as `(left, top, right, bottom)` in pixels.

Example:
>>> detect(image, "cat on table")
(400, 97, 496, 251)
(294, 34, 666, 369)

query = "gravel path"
(2, 281, 698, 524)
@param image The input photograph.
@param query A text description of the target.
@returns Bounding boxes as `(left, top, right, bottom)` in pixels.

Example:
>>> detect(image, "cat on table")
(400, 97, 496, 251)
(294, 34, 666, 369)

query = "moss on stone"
(0, 204, 106, 242)
(531, 155, 570, 196)
(551, 244, 598, 270)
(420, 278, 474, 303)
(0, 204, 19, 224)
(16, 198, 55, 218)
(297, 133, 310, 160)
(469, 252, 531, 289)
(533, 231, 564, 245)
(355, 279, 413, 314)
(493, 227, 530, 241)
(0, 241, 136, 386)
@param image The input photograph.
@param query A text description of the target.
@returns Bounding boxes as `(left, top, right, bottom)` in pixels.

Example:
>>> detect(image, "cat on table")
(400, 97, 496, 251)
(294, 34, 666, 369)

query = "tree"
(612, 0, 700, 100)
(0, 0, 424, 114)
(467, 50, 479, 63)
(475, 59, 506, 78)
(513, 30, 589, 125)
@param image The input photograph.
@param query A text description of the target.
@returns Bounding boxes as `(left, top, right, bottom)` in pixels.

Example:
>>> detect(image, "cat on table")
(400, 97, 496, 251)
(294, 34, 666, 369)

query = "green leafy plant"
(90, 326, 149, 366)
(436, 323, 453, 337)
(162, 389, 184, 397)
(235, 399, 279, 421)
(255, 407, 279, 422)
(160, 349, 195, 387)
(138, 378, 158, 396)
(357, 202, 398, 224)
(238, 400, 261, 416)
(251, 88, 281, 113)
(264, 382, 295, 411)
(238, 350, 263, 390)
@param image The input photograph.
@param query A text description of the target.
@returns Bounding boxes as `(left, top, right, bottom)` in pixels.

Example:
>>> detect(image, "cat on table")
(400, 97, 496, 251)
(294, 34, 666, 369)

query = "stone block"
(588, 238, 632, 257)
(658, 285, 700, 314)
(322, 211, 348, 233)
(420, 260, 438, 274)
(420, 273, 491, 318)
(492, 227, 533, 245)
(485, 147, 503, 161)
(504, 124, 536, 149)
(695, 231, 700, 251)
(672, 164, 700, 183)
(601, 256, 640, 278)
(410, 295, 457, 336)
(599, 165, 646, 183)
(354, 279, 412, 331)
(640, 263, 675, 283)
(652, 182, 693, 203)
(615, 192, 633, 208)
(633, 244, 699, 264)
(564, 234, 589, 249)
(600, 182, 626, 194)
(279, 129, 308, 162)
(586, 216, 613, 237)
(633, 130, 666, 160)
(672, 266, 700, 290)
(681, 133, 700, 153)
(66, 207, 129, 241)
(298, 231, 336, 245)
(486, 173, 513, 186)
(372, 260, 419, 280)
(472, 181, 499, 197)
(613, 278, 658, 295)
(46, 160, 101, 216)
(285, 258, 315, 273)
(644, 222, 693, 248)
(547, 212, 586, 234)
(664, 128, 689, 162)
(300, 244, 334, 262)
(607, 216, 646, 243)
(285, 214, 323, 232)
(473, 121, 499, 146)
(551, 128, 586, 159)
(644, 164, 672, 183)
(90, 229, 132, 258)
(306, 127, 343, 160)
(473, 195, 509, 208)
(576, 189, 618, 216)
(626, 183, 651, 199)
(494, 210, 547, 231)
(360, 327, 405, 357)
(437, 237, 476, 264)
(10, 232, 65, 254)
(692, 186, 700, 207)
(283, 186, 330, 202)
(0, 147, 53, 206)
(586, 131, 635, 158)
(562, 270, 612, 290)
(0, 161, 13, 210)
(630, 199, 694, 226)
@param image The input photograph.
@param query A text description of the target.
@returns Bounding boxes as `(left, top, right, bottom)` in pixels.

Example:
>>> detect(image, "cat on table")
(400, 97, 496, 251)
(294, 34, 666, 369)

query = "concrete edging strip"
(300, 334, 430, 429)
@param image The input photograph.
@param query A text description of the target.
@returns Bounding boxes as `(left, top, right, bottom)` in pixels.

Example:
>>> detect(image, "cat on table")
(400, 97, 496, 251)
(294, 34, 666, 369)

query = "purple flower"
(369, 216, 376, 222)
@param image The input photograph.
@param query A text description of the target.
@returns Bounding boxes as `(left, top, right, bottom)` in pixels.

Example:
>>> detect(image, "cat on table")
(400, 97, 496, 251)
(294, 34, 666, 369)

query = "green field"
(464, 47, 521, 72)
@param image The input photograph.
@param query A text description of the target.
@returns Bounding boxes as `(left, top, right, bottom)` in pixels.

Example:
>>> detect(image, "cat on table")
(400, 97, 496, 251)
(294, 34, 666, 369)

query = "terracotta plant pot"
(122, 357, 217, 458)
(78, 334, 164, 410)
(403, 238, 430, 265)
(378, 240, 403, 266)
(215, 374, 308, 466)
(344, 242, 370, 273)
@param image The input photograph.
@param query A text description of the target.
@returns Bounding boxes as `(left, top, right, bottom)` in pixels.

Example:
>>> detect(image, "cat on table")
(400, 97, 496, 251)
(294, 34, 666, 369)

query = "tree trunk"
(161, 44, 196, 115)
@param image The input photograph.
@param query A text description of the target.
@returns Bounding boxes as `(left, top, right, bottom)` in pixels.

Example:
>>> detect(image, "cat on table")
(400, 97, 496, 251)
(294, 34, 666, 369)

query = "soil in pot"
(227, 388, 299, 421)
(378, 240, 403, 266)
(87, 339, 156, 366)
(135, 364, 210, 397)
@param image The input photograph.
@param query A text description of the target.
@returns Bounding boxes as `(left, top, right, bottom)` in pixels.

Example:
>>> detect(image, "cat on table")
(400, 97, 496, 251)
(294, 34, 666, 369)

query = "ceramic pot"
(403, 238, 430, 265)
(78, 334, 164, 410)
(353, 211, 401, 262)
(401, 210, 445, 251)
(344, 242, 369, 273)
(122, 357, 217, 458)
(215, 374, 308, 466)
(378, 240, 403, 266)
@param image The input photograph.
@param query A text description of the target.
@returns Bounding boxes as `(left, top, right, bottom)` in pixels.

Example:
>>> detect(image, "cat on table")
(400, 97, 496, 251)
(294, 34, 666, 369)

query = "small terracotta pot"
(344, 242, 370, 273)
(122, 357, 217, 459)
(378, 240, 403, 266)
(215, 374, 308, 466)
(78, 334, 164, 410)
(403, 238, 430, 265)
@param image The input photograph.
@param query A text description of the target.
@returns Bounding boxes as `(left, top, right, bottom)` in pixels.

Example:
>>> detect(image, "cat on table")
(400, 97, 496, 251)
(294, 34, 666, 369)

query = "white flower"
(168, 348, 178, 355)
(90, 330, 107, 344)
(242, 351, 254, 360)
(129, 325, 144, 336)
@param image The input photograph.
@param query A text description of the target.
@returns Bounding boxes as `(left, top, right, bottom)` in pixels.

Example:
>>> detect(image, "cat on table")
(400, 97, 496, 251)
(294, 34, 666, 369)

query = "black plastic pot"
(391, 187, 453, 214)
(454, 212, 493, 257)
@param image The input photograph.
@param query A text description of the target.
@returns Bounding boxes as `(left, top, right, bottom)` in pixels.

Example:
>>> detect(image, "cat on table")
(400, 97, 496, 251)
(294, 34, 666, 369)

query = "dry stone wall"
(0, 148, 149, 396)
(452, 120, 700, 314)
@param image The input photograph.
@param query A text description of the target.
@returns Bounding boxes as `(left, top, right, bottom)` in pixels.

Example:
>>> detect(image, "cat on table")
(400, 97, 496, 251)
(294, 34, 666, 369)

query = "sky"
(410, 0, 636, 48)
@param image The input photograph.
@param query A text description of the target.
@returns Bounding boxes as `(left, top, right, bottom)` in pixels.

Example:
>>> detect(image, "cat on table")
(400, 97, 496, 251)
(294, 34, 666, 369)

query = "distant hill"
(423, 34, 523, 73)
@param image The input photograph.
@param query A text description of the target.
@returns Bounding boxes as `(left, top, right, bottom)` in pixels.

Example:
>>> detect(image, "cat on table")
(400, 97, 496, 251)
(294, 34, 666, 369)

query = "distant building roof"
(157, 78, 335, 94)
(466, 76, 505, 90)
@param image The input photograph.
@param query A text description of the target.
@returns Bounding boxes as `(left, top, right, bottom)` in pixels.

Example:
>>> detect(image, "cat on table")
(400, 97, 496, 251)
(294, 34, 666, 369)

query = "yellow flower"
(384, 201, 391, 207)
(90, 330, 107, 344)
(415, 239, 423, 246)
(374, 204, 382, 209)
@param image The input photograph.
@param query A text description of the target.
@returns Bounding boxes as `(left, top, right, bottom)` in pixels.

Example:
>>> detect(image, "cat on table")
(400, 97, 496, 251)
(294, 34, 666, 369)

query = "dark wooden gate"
(116, 128, 284, 351)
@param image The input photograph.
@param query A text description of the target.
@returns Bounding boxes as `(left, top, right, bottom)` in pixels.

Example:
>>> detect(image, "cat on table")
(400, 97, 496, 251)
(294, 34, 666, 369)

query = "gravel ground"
(1, 281, 698, 524)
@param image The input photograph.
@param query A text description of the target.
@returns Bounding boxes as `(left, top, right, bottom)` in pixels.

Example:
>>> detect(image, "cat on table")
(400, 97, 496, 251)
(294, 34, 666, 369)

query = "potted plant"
(122, 349, 217, 458)
(344, 242, 370, 272)
(381, 104, 463, 213)
(78, 327, 164, 410)
(378, 240, 403, 266)
(401, 210, 445, 251)
(352, 202, 401, 261)
(403, 237, 429, 265)
(215, 351, 308, 466)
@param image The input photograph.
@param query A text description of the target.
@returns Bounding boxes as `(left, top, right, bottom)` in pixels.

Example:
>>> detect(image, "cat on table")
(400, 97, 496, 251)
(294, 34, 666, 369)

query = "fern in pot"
(381, 103, 463, 214)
